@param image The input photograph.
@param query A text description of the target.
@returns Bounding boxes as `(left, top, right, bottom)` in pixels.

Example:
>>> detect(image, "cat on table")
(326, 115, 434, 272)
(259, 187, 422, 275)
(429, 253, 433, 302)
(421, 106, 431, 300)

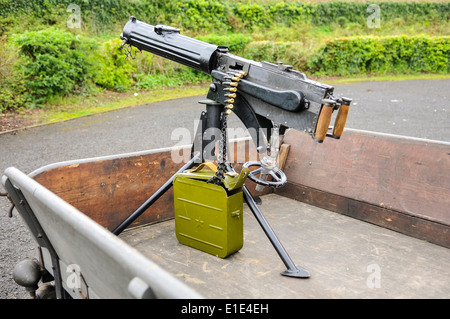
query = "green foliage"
(175, 0, 230, 32)
(1, 1, 448, 35)
(0, 1, 449, 112)
(243, 41, 311, 71)
(92, 38, 136, 92)
(0, 0, 130, 34)
(0, 36, 28, 111)
(310, 35, 450, 76)
(195, 33, 253, 53)
(12, 28, 97, 107)
(234, 2, 268, 30)
(136, 67, 208, 90)
(12, 28, 98, 105)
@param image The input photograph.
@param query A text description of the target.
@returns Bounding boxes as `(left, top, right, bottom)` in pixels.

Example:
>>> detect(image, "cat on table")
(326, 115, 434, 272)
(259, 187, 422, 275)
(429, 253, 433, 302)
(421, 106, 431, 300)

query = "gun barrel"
(121, 17, 220, 74)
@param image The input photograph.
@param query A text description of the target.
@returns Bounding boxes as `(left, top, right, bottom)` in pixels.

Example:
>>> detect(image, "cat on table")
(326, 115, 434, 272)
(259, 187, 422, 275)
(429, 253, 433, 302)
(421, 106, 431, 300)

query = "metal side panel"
(2, 167, 203, 299)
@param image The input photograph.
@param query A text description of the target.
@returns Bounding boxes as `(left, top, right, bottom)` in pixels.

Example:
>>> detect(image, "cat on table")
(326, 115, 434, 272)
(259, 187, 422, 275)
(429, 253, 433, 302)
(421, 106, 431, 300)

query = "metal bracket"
(3, 179, 67, 298)
(0, 191, 15, 217)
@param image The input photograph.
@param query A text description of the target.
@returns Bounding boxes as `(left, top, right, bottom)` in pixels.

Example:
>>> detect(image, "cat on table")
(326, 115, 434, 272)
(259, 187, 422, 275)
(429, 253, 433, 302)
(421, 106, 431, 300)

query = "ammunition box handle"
(189, 162, 218, 173)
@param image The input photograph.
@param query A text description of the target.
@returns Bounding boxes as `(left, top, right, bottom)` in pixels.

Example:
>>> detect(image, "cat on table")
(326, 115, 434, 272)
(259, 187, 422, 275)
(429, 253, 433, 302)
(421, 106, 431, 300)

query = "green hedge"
(149, 1, 450, 32)
(0, 36, 27, 111)
(1, 0, 449, 33)
(1, 1, 449, 111)
(310, 35, 450, 76)
(195, 33, 253, 52)
(92, 38, 136, 92)
(3, 27, 211, 108)
(7, 29, 136, 108)
(3, 31, 449, 110)
(12, 28, 98, 104)
(242, 41, 310, 71)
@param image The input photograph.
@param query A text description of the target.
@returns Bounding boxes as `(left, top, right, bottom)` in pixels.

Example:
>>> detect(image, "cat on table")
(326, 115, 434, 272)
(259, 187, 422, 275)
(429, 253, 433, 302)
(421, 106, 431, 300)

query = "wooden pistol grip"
(332, 103, 350, 138)
(314, 104, 334, 142)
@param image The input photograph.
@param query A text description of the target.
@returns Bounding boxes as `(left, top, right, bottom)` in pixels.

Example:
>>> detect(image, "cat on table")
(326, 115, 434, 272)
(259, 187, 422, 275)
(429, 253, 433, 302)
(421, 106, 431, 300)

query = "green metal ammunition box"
(173, 164, 249, 258)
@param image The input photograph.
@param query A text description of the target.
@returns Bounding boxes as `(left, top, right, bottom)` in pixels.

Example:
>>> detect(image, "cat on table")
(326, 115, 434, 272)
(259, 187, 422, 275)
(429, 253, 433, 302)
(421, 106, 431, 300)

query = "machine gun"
(120, 17, 351, 187)
(117, 17, 352, 278)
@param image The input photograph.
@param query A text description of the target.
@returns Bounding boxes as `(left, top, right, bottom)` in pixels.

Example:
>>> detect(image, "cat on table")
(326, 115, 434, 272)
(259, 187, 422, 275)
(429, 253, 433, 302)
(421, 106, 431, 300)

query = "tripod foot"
(281, 266, 310, 278)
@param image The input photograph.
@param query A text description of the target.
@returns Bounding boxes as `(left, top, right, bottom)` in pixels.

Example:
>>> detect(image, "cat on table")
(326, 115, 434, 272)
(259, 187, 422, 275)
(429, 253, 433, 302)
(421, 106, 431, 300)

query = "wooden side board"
(32, 148, 183, 231)
(31, 139, 263, 231)
(30, 128, 449, 248)
(277, 128, 450, 248)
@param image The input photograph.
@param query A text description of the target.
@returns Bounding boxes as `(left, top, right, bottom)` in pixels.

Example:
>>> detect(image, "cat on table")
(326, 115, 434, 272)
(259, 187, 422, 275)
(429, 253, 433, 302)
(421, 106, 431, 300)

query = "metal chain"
(121, 41, 140, 61)
(217, 111, 228, 177)
(207, 70, 247, 185)
(208, 112, 227, 185)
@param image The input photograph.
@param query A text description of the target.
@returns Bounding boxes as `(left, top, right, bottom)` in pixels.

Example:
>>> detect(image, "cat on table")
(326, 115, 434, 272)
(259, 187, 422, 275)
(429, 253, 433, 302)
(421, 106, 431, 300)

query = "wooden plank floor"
(120, 194, 450, 299)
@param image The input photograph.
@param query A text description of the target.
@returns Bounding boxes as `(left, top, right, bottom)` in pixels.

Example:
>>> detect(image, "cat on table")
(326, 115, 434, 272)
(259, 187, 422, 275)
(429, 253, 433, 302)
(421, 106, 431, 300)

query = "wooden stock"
(332, 103, 350, 138)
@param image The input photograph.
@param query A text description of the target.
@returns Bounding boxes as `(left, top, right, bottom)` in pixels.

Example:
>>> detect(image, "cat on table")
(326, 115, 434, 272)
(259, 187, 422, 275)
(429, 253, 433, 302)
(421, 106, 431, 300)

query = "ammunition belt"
(207, 70, 247, 185)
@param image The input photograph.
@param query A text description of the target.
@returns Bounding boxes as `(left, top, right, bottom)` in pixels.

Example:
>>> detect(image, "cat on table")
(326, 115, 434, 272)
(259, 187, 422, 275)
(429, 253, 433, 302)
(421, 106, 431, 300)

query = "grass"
(22, 83, 209, 127)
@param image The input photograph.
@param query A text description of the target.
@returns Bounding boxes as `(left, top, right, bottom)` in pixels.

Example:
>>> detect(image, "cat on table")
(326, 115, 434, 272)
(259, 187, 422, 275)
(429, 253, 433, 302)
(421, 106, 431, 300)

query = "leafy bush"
(1, 1, 449, 112)
(0, 36, 28, 111)
(242, 41, 312, 71)
(136, 67, 208, 90)
(0, 0, 131, 34)
(175, 0, 230, 32)
(195, 33, 253, 53)
(2, 1, 448, 34)
(12, 28, 98, 104)
(310, 35, 450, 76)
(92, 38, 136, 92)
(233, 2, 268, 30)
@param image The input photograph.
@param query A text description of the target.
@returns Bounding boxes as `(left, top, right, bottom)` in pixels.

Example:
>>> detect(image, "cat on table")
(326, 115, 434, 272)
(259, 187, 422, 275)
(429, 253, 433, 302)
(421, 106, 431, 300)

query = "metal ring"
(242, 161, 287, 188)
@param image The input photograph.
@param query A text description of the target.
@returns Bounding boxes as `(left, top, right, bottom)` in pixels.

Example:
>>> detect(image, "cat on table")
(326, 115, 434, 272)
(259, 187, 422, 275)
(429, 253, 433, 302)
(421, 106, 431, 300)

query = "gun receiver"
(121, 16, 352, 146)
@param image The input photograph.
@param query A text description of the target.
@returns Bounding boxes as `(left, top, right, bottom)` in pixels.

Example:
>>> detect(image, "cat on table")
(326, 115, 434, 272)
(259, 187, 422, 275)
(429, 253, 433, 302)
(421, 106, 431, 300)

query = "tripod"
(113, 99, 310, 278)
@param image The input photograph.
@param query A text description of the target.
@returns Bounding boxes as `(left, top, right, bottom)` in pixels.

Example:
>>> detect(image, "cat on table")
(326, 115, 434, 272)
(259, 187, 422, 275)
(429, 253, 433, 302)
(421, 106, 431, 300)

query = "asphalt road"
(0, 79, 449, 298)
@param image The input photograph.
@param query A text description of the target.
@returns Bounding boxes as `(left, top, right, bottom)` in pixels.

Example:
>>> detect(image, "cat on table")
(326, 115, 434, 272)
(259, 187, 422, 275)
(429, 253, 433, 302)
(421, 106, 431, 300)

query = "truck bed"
(120, 194, 450, 299)
(6, 128, 447, 299)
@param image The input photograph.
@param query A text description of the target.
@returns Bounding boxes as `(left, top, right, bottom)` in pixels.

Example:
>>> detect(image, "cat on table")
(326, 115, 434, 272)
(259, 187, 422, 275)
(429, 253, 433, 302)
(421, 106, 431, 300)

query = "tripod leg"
(242, 186, 310, 278)
(112, 152, 200, 235)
